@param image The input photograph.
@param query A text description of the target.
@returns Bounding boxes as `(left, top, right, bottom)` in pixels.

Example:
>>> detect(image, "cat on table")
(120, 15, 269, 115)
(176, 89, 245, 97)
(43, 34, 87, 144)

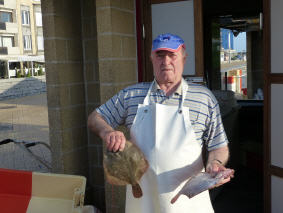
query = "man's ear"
(183, 53, 188, 64)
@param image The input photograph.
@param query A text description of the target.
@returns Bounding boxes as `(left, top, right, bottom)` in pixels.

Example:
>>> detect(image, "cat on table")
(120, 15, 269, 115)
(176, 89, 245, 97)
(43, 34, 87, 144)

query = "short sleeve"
(96, 89, 127, 129)
(204, 96, 229, 151)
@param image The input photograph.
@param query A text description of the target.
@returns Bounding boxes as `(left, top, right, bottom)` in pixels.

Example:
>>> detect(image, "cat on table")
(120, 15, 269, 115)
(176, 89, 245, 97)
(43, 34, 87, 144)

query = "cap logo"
(162, 36, 170, 41)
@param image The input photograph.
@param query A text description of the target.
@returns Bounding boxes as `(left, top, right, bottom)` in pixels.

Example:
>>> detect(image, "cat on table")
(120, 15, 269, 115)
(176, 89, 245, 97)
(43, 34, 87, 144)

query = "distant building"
(0, 0, 44, 78)
(220, 48, 237, 62)
(221, 28, 234, 50)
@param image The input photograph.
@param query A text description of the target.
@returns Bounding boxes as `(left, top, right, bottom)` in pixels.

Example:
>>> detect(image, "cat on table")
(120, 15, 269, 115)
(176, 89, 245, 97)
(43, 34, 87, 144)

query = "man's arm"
(87, 111, 126, 152)
(206, 145, 229, 172)
(206, 145, 231, 186)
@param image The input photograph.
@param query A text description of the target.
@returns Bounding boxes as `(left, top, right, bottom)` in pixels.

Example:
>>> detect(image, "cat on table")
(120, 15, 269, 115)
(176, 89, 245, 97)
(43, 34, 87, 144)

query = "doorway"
(203, 0, 264, 212)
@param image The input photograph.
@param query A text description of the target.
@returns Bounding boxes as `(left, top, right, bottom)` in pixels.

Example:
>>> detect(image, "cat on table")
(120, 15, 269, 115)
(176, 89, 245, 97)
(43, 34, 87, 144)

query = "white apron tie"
(126, 79, 214, 213)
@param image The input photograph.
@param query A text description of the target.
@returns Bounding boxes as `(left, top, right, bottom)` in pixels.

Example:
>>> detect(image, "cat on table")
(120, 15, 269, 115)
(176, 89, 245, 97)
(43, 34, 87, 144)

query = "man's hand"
(102, 130, 126, 152)
(206, 159, 225, 173)
(206, 160, 233, 188)
(88, 111, 126, 152)
(206, 145, 232, 188)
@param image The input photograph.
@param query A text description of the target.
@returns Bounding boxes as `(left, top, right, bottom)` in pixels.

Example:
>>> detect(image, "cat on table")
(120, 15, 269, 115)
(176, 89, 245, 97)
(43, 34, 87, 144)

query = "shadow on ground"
(0, 77, 46, 102)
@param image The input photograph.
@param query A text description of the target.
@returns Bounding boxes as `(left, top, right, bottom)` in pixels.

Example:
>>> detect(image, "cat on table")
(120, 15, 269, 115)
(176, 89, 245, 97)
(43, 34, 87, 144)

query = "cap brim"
(152, 44, 184, 53)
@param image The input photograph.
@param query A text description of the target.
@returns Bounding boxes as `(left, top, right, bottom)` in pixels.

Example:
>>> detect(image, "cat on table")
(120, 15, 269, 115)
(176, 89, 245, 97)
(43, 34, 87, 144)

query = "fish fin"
(132, 184, 143, 198)
(171, 193, 181, 204)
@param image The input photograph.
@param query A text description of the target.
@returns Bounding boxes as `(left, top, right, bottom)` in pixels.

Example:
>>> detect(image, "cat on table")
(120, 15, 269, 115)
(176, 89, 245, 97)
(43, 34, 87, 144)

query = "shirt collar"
(153, 79, 183, 95)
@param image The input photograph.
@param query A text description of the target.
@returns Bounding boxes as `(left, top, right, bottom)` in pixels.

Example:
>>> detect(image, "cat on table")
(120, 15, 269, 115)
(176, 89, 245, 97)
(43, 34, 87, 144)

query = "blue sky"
(233, 32, 246, 52)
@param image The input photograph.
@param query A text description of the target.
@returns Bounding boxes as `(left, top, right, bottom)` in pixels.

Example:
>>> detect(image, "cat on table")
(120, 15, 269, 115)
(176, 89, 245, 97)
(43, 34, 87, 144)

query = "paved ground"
(0, 93, 51, 172)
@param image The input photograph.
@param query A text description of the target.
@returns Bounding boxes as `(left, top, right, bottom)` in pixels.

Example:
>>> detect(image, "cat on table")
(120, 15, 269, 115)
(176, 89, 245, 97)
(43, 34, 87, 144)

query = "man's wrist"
(211, 159, 223, 165)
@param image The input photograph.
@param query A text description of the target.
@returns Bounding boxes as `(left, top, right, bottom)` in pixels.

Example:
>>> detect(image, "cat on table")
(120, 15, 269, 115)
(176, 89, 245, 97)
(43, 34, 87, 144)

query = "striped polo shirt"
(96, 79, 228, 151)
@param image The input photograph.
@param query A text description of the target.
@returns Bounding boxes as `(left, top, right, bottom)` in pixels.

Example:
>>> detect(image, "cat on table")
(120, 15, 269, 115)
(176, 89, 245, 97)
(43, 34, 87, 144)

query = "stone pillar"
(41, 0, 137, 212)
(41, 0, 89, 181)
(80, 0, 104, 210)
(87, 0, 138, 212)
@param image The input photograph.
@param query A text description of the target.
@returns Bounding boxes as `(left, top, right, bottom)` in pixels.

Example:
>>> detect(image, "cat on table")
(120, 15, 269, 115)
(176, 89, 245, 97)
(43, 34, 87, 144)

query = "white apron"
(126, 79, 214, 213)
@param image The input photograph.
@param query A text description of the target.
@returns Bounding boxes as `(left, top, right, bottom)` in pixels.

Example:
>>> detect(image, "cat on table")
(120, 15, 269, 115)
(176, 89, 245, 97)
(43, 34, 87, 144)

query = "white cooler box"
(0, 168, 86, 213)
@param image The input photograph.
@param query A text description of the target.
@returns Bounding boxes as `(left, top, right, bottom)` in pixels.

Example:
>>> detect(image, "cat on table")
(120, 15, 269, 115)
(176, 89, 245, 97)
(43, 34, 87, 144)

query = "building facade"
(221, 28, 234, 50)
(0, 0, 44, 78)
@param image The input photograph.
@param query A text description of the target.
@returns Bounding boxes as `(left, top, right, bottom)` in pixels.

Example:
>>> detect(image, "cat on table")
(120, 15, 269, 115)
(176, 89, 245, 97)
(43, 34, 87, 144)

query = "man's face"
(151, 48, 186, 85)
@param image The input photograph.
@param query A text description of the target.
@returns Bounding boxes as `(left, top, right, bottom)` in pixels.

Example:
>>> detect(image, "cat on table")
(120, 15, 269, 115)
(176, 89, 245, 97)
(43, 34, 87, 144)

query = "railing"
(0, 47, 8, 55)
(0, 22, 6, 30)
(0, 0, 4, 5)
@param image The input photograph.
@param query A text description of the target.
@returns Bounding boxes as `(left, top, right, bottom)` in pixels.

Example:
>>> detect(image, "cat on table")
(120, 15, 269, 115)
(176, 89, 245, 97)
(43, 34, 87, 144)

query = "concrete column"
(88, 0, 137, 212)
(20, 61, 24, 76)
(31, 61, 34, 76)
(41, 0, 137, 212)
(41, 0, 89, 184)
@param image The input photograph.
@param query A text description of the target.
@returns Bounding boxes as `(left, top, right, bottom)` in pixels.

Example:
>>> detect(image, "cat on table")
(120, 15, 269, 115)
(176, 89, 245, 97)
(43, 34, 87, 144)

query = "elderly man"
(88, 33, 230, 213)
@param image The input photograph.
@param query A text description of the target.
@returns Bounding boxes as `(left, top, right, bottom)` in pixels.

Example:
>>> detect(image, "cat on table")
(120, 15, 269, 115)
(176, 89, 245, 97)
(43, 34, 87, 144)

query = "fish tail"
(132, 184, 142, 198)
(171, 193, 181, 204)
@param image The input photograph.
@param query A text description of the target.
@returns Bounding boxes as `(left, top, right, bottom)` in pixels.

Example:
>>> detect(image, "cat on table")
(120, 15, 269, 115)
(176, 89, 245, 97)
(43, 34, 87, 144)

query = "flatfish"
(171, 169, 234, 203)
(103, 140, 149, 198)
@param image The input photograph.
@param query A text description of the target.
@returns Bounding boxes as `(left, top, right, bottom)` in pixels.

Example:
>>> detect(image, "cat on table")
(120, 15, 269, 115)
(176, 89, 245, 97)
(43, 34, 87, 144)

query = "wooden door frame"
(263, 0, 283, 212)
(136, 0, 204, 82)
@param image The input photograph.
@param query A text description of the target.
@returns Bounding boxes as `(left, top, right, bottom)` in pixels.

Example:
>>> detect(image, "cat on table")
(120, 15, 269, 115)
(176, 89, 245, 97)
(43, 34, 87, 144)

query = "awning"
(0, 55, 45, 63)
(220, 61, 246, 72)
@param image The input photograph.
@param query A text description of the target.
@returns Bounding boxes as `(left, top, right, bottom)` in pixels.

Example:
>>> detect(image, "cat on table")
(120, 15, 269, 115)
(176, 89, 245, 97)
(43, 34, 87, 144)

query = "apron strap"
(143, 81, 155, 105)
(179, 78, 188, 113)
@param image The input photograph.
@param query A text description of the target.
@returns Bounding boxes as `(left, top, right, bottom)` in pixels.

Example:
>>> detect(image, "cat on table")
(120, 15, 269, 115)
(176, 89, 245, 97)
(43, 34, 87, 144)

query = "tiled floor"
(0, 93, 51, 172)
(0, 93, 49, 142)
(212, 166, 263, 213)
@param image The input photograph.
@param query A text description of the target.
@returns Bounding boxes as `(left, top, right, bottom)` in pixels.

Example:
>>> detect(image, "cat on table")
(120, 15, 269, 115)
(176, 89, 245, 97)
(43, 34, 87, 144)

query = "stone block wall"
(41, 0, 137, 212)
(41, 0, 89, 183)
(80, 0, 105, 210)
(90, 1, 137, 212)
(0, 76, 46, 100)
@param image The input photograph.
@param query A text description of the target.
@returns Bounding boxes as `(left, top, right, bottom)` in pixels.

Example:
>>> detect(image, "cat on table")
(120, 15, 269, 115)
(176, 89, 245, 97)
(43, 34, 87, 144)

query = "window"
(0, 36, 14, 48)
(21, 10, 30, 25)
(0, 11, 13, 23)
(35, 12, 42, 26)
(37, 36, 44, 50)
(23, 35, 32, 50)
(9, 62, 21, 70)
(2, 37, 14, 47)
